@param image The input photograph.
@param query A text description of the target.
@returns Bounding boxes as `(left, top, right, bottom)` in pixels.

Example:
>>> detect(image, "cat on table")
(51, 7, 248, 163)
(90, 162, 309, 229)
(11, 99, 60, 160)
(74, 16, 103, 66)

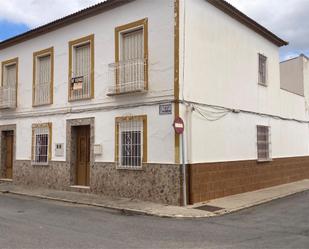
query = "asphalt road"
(0, 191, 309, 249)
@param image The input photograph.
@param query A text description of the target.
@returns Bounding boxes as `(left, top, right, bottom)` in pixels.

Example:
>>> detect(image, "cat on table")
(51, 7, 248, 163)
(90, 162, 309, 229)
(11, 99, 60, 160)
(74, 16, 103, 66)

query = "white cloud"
(226, 0, 309, 59)
(0, 0, 308, 59)
(0, 0, 103, 28)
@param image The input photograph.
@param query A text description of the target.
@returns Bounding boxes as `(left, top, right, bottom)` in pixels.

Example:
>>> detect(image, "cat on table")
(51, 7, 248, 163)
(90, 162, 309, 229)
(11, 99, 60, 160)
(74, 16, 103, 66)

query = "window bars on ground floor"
(115, 117, 144, 169)
(32, 125, 51, 165)
(257, 125, 271, 161)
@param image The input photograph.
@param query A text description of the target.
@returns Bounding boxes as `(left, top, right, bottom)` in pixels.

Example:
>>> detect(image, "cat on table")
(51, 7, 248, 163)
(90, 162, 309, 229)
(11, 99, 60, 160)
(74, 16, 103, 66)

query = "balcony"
(107, 58, 147, 96)
(0, 85, 16, 109)
(69, 75, 91, 101)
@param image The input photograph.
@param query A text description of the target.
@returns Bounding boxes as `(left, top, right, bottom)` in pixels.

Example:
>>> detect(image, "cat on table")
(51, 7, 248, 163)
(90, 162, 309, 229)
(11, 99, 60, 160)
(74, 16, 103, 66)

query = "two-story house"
(0, 0, 308, 206)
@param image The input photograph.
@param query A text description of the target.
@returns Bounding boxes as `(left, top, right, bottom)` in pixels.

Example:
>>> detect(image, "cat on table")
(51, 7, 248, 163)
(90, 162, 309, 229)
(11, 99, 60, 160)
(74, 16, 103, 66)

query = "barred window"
(32, 123, 52, 165)
(258, 54, 267, 85)
(0, 58, 18, 109)
(115, 116, 147, 169)
(33, 48, 53, 106)
(69, 35, 94, 101)
(257, 125, 271, 161)
(107, 19, 148, 96)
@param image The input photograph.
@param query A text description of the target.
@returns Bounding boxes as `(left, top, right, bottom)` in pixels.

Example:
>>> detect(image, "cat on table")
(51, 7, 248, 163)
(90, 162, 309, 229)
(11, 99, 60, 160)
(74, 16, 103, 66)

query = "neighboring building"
(280, 54, 309, 98)
(0, 0, 308, 206)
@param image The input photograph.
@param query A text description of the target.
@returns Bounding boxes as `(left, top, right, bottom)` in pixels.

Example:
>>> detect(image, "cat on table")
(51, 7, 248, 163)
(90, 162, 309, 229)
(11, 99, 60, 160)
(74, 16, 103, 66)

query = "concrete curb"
(213, 187, 309, 216)
(1, 183, 308, 219)
(0, 189, 212, 219)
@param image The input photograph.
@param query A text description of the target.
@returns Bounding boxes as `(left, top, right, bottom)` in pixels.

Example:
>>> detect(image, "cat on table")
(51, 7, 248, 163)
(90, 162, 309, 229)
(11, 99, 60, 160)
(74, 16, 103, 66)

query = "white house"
(0, 0, 308, 206)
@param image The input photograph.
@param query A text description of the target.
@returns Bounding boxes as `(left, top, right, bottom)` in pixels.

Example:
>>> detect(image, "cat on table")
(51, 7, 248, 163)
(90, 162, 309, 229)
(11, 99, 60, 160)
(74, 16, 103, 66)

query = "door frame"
(0, 125, 16, 180)
(66, 118, 94, 186)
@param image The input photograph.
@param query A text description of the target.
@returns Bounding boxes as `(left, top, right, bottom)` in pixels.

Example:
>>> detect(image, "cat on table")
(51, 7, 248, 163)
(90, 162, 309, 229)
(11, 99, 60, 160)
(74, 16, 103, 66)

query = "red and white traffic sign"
(173, 116, 184, 134)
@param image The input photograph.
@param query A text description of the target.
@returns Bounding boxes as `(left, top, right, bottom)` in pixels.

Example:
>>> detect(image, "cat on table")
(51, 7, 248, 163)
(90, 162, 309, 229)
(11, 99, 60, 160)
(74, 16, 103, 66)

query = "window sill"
(68, 96, 93, 102)
(31, 162, 49, 166)
(116, 165, 144, 171)
(258, 82, 268, 87)
(32, 102, 53, 107)
(257, 159, 272, 163)
(107, 89, 147, 97)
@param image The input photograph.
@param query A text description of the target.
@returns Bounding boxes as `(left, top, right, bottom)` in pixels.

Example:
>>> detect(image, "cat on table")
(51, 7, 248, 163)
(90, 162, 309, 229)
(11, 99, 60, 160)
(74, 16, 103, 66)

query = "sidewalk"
(0, 179, 308, 218)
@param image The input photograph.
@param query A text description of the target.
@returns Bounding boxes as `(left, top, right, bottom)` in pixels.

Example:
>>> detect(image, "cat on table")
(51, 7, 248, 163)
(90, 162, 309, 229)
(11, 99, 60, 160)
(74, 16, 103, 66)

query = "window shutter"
(122, 29, 144, 61)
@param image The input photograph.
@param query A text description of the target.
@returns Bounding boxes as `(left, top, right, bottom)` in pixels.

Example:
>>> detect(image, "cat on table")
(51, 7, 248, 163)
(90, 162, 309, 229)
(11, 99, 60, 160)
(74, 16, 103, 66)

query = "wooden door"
(76, 126, 90, 186)
(5, 131, 14, 179)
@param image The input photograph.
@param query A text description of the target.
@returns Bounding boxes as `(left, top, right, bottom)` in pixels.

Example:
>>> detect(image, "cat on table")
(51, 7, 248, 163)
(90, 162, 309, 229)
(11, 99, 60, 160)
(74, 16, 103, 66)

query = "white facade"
(0, 0, 176, 164)
(0, 0, 307, 174)
(179, 0, 309, 163)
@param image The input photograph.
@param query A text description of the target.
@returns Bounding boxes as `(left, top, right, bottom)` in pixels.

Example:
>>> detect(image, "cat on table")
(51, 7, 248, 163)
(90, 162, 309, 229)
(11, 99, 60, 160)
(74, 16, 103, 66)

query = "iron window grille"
(115, 116, 147, 169)
(34, 53, 52, 106)
(257, 125, 271, 161)
(108, 19, 148, 96)
(68, 35, 94, 101)
(32, 123, 52, 165)
(0, 62, 17, 109)
(258, 53, 267, 86)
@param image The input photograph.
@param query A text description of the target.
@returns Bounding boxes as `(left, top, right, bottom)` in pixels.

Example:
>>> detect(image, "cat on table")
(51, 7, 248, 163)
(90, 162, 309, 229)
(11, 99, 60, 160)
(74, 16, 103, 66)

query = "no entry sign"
(173, 116, 184, 134)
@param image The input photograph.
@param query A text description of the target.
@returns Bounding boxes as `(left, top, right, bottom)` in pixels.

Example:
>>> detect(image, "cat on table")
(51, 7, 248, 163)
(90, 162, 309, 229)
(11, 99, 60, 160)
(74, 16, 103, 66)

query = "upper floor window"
(0, 58, 18, 109)
(258, 53, 267, 86)
(33, 47, 54, 106)
(107, 18, 148, 96)
(32, 123, 52, 165)
(115, 115, 147, 169)
(257, 125, 271, 161)
(69, 34, 94, 101)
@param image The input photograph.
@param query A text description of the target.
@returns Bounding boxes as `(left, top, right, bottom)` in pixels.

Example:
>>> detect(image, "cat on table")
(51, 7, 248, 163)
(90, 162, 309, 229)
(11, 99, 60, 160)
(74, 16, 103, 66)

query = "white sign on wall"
(159, 103, 172, 115)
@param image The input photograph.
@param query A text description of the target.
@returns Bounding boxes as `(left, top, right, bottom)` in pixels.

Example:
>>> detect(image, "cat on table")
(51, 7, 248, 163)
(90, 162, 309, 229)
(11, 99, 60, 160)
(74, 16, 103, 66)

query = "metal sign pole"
(173, 116, 186, 206)
(182, 133, 187, 206)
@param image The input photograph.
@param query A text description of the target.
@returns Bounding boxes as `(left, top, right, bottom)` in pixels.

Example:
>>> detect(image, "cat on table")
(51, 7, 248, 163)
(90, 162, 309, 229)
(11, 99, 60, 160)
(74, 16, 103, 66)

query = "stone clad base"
(12, 160, 182, 206)
(189, 156, 309, 204)
(91, 163, 182, 205)
(14, 161, 70, 190)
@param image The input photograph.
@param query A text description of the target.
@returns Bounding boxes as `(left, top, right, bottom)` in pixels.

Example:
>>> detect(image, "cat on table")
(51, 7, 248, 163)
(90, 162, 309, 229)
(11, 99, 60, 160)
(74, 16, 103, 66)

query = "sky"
(0, 0, 308, 61)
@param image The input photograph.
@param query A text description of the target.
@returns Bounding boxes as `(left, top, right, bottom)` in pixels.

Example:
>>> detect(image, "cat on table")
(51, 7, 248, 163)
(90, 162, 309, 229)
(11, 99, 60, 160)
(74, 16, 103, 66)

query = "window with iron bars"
(0, 59, 17, 109)
(257, 125, 271, 161)
(32, 123, 52, 165)
(107, 19, 148, 96)
(258, 53, 267, 86)
(33, 48, 53, 106)
(115, 115, 147, 169)
(69, 35, 94, 101)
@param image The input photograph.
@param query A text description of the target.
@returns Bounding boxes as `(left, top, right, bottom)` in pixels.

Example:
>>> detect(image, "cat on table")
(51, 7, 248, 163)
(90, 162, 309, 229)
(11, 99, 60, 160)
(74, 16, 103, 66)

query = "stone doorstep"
(0, 178, 13, 183)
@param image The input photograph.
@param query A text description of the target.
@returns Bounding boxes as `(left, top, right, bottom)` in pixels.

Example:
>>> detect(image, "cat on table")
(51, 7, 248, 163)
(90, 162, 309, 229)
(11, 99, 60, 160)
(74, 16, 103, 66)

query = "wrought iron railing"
(0, 85, 16, 109)
(107, 58, 147, 96)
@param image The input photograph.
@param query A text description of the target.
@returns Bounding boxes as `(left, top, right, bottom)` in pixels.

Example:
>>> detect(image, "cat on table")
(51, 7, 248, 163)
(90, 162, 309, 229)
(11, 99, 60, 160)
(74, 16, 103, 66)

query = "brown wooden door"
(5, 132, 14, 179)
(76, 126, 90, 186)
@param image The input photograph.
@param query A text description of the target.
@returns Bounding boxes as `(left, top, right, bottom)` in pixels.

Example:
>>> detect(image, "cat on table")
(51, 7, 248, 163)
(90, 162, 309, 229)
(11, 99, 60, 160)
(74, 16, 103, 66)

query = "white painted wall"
(0, 0, 176, 163)
(180, 0, 309, 163)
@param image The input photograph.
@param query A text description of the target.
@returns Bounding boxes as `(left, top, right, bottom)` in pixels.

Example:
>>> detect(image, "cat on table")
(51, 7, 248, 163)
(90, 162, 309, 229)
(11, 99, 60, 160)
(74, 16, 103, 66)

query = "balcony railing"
(69, 75, 91, 101)
(33, 82, 51, 106)
(107, 58, 147, 96)
(0, 85, 16, 109)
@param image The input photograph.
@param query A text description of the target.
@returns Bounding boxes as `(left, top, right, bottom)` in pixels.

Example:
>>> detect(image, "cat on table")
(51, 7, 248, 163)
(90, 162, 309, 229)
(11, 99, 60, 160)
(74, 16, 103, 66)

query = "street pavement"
(0, 191, 309, 249)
